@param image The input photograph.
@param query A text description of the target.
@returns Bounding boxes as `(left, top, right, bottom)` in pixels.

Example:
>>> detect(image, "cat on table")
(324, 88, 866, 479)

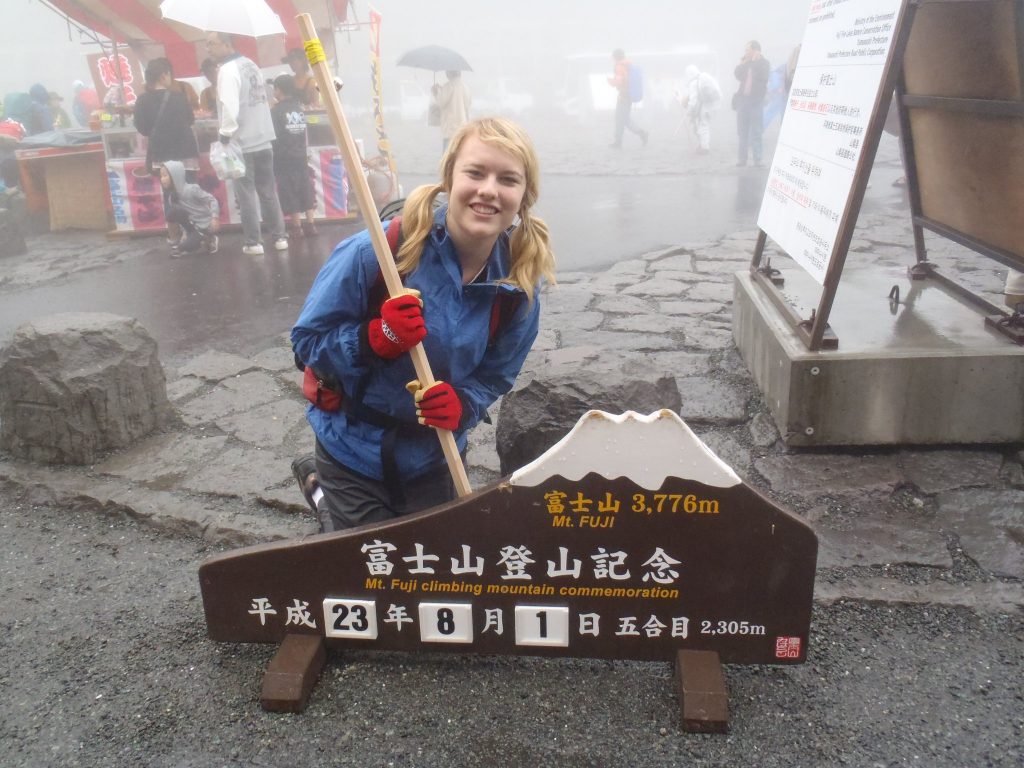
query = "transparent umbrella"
(159, 0, 285, 37)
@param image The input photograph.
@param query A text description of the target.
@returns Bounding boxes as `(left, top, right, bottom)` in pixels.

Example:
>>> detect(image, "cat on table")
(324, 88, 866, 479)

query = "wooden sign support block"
(260, 633, 327, 713)
(675, 649, 729, 733)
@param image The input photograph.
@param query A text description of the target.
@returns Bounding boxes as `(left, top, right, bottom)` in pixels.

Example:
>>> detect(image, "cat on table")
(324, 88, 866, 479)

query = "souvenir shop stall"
(25, 0, 371, 235)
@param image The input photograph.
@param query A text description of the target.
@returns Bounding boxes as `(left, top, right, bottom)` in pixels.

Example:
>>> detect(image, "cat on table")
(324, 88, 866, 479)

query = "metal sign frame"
(751, 0, 1024, 350)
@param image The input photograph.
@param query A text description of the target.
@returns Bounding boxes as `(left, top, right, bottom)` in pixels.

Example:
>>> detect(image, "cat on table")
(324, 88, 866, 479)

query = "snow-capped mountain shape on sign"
(509, 410, 742, 489)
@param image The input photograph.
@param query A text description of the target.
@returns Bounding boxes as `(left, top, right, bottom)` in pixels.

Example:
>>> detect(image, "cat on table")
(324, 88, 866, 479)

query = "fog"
(343, 0, 811, 123)
(2, 0, 812, 116)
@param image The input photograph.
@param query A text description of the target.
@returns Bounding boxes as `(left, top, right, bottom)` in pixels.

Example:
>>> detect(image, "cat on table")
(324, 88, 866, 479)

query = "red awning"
(44, 0, 349, 76)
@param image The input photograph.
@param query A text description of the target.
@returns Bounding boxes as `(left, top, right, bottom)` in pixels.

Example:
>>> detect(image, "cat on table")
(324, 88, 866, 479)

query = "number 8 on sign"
(514, 605, 570, 647)
(418, 602, 473, 643)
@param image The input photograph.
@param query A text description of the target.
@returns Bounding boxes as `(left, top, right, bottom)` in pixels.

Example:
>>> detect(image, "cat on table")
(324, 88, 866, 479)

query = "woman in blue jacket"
(292, 117, 555, 531)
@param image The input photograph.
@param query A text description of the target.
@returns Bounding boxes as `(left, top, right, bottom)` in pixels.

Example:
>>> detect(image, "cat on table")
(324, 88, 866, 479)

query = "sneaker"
(291, 454, 319, 513)
(178, 231, 203, 254)
(242, 242, 264, 255)
(273, 236, 289, 251)
(206, 234, 219, 254)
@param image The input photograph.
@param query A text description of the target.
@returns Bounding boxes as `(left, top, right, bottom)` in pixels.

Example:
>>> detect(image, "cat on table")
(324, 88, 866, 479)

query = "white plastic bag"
(210, 139, 245, 180)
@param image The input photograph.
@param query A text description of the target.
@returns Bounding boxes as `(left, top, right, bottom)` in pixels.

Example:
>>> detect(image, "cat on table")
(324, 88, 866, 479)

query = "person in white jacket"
(432, 71, 471, 151)
(682, 64, 721, 154)
(206, 31, 288, 256)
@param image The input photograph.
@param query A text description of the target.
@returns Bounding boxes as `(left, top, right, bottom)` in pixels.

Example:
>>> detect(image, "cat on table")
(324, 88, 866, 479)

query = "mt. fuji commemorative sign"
(200, 411, 817, 732)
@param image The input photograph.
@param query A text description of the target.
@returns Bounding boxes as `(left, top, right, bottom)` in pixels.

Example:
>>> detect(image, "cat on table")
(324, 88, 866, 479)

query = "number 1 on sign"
(514, 605, 570, 647)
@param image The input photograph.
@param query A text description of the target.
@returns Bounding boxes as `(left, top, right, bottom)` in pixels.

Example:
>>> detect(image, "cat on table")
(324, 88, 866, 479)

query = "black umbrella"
(397, 45, 472, 72)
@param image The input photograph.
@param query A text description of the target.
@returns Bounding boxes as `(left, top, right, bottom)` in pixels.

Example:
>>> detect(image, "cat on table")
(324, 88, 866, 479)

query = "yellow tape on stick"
(304, 39, 326, 66)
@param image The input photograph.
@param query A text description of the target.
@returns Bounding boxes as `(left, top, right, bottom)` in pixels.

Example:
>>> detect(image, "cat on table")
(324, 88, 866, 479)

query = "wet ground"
(0, 111, 905, 365)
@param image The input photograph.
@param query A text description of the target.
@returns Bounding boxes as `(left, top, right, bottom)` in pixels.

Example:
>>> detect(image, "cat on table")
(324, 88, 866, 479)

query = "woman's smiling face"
(445, 134, 526, 253)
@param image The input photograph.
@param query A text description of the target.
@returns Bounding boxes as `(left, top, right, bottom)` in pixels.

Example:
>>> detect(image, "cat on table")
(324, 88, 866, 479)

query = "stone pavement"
(1, 199, 1020, 614)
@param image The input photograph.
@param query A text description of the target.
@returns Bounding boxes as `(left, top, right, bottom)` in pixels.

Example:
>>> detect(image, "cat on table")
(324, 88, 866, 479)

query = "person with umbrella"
(291, 117, 556, 531)
(397, 46, 473, 151)
(432, 70, 471, 152)
(206, 31, 288, 255)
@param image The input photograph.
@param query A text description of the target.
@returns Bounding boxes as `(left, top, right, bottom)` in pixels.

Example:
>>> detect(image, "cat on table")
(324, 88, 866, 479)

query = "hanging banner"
(757, 0, 905, 284)
(368, 8, 399, 179)
(87, 51, 143, 108)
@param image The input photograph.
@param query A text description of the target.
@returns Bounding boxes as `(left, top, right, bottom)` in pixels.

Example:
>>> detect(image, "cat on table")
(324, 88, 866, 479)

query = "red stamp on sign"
(775, 636, 802, 659)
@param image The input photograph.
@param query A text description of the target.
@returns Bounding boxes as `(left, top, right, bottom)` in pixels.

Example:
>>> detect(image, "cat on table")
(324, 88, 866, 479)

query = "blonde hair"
(394, 117, 556, 300)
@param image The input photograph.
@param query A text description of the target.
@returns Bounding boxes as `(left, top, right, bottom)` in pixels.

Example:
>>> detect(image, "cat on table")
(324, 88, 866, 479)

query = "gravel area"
(1, 494, 1021, 768)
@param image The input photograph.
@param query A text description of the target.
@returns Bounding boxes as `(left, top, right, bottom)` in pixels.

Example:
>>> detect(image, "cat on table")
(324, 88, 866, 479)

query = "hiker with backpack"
(682, 65, 721, 154)
(290, 117, 556, 532)
(608, 49, 649, 149)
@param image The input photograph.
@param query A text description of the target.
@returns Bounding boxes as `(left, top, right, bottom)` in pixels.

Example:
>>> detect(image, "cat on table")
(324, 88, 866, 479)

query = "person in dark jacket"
(26, 84, 54, 135)
(270, 75, 317, 237)
(733, 40, 771, 167)
(133, 58, 199, 175)
(134, 58, 200, 248)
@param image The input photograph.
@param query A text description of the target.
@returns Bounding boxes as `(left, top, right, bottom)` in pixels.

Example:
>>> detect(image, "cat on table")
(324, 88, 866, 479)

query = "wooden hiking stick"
(296, 13, 472, 498)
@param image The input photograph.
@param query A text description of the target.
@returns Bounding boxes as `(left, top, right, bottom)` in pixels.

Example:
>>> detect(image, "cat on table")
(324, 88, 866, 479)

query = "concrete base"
(732, 268, 1024, 446)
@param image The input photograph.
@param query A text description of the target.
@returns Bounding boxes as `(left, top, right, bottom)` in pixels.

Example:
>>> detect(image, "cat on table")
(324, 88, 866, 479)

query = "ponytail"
(507, 211, 556, 304)
(393, 183, 444, 275)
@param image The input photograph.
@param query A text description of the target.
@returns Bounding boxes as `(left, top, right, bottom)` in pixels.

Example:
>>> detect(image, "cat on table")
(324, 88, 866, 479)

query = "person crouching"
(159, 160, 220, 256)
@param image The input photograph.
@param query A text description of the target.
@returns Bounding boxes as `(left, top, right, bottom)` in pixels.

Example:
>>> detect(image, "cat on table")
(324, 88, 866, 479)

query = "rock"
(696, 430, 752, 475)
(749, 411, 781, 447)
(900, 450, 1004, 494)
(753, 453, 903, 496)
(214, 400, 307, 446)
(0, 313, 173, 465)
(175, 350, 256, 381)
(658, 300, 724, 316)
(621, 277, 691, 297)
(677, 377, 750, 425)
(178, 372, 285, 426)
(605, 314, 691, 335)
(165, 376, 205, 403)
(815, 519, 952, 569)
(935, 489, 1024, 578)
(251, 346, 297, 373)
(592, 295, 652, 315)
(496, 375, 682, 475)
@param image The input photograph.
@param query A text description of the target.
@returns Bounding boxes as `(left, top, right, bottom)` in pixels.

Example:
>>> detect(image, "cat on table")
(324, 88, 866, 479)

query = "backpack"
(698, 73, 721, 106)
(627, 64, 644, 103)
(297, 212, 521, 412)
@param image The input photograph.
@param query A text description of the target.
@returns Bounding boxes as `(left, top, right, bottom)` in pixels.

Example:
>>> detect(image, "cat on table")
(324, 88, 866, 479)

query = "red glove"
(406, 380, 462, 431)
(367, 289, 426, 359)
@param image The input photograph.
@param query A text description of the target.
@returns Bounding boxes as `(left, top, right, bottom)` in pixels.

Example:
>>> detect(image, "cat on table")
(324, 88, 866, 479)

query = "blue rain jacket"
(291, 205, 540, 482)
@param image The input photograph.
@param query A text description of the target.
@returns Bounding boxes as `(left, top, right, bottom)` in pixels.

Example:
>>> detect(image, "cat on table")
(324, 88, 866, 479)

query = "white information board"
(758, 0, 904, 284)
